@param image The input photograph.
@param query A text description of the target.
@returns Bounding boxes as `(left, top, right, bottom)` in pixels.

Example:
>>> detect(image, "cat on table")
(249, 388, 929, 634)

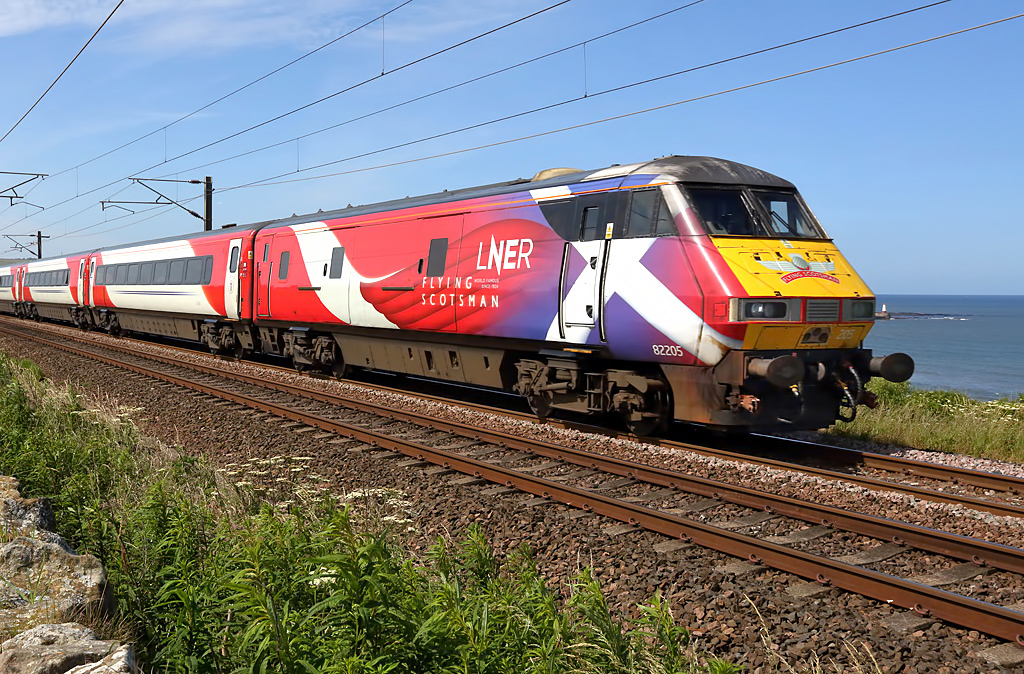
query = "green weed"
(0, 354, 732, 672)
(827, 379, 1024, 462)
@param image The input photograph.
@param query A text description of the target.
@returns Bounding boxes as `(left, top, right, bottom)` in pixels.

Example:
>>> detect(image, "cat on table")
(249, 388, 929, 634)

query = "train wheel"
(526, 392, 552, 420)
(623, 388, 671, 436)
(232, 340, 249, 361)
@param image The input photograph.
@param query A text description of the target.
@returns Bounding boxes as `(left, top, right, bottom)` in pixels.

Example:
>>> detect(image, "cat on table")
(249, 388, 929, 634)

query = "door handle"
(589, 256, 597, 269)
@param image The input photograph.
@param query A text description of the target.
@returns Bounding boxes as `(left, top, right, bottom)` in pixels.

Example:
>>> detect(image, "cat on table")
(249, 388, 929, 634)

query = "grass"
(826, 379, 1024, 462)
(0, 353, 739, 673)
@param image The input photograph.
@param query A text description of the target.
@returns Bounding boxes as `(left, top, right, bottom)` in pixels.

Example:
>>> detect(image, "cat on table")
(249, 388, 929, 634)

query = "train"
(0, 156, 912, 433)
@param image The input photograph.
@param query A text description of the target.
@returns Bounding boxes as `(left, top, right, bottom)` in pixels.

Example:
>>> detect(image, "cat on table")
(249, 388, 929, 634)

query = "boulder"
(0, 476, 135, 673)
(0, 623, 132, 674)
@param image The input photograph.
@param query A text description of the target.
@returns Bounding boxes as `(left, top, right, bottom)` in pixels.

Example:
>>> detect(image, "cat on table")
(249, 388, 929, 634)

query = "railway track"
(5, 318, 1024, 645)
(5, 316, 1024, 516)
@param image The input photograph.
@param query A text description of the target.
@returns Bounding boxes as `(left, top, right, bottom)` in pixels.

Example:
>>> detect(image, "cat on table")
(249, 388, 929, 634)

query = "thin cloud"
(1, 0, 549, 54)
(1, 0, 370, 52)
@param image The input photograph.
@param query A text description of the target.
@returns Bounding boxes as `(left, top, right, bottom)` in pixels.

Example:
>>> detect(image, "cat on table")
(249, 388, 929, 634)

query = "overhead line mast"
(101, 177, 215, 231)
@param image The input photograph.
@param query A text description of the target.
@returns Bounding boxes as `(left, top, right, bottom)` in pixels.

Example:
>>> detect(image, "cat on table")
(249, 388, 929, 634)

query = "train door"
(224, 237, 243, 320)
(78, 260, 88, 306)
(560, 193, 611, 333)
(255, 234, 275, 318)
(15, 268, 24, 302)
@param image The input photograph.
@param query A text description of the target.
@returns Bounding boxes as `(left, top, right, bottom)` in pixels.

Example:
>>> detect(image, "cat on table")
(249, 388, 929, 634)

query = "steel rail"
(8, 316, 1021, 496)
(11, 322, 1024, 574)
(3, 317, 1024, 522)
(7, 323, 1024, 644)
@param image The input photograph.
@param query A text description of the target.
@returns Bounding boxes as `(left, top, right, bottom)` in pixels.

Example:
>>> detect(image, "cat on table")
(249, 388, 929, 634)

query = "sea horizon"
(865, 294, 1024, 400)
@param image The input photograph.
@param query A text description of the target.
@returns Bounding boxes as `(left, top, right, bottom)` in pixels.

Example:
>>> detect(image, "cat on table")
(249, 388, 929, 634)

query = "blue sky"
(0, 0, 1020, 294)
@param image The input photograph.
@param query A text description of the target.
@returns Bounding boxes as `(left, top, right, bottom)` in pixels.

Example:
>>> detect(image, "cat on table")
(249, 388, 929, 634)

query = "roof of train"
(32, 156, 794, 263)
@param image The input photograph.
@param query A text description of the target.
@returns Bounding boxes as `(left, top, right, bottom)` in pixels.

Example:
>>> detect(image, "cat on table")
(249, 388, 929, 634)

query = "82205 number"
(652, 344, 686, 357)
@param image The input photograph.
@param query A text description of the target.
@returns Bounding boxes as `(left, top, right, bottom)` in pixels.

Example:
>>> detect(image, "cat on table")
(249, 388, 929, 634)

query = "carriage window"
(153, 261, 168, 285)
(115, 265, 129, 285)
(139, 263, 154, 285)
(329, 247, 345, 279)
(203, 256, 214, 285)
(184, 258, 205, 285)
(278, 251, 290, 280)
(127, 264, 140, 285)
(686, 187, 756, 236)
(538, 199, 577, 240)
(263, 244, 270, 262)
(425, 238, 447, 277)
(580, 207, 602, 241)
(94, 267, 105, 286)
(168, 260, 185, 285)
(229, 246, 240, 273)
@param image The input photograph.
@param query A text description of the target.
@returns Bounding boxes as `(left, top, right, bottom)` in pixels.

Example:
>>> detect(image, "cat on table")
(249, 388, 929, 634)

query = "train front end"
(655, 158, 912, 430)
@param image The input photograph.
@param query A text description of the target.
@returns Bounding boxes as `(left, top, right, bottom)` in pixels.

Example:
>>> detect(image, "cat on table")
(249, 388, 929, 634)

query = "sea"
(866, 295, 1024, 401)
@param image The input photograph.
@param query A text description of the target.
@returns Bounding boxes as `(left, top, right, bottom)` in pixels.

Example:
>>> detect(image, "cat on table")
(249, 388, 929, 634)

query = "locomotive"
(0, 156, 912, 433)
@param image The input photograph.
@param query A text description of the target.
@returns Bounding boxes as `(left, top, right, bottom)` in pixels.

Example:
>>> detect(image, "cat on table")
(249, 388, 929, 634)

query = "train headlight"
(842, 299, 875, 321)
(746, 301, 787, 319)
(730, 298, 800, 322)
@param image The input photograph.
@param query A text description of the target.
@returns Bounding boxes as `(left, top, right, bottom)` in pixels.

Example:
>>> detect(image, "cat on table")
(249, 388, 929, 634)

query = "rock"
(0, 622, 125, 673)
(0, 476, 129, 672)
(0, 477, 70, 553)
(0, 622, 137, 673)
(1, 623, 100, 648)
(0, 537, 109, 627)
(65, 645, 138, 673)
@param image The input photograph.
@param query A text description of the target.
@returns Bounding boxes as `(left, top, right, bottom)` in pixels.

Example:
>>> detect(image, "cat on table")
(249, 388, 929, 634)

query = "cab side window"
(539, 199, 577, 240)
(624, 189, 677, 238)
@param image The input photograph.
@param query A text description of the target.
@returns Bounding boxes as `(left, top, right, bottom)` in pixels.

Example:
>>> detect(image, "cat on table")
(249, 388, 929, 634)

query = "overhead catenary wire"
(54, 11, 1023, 244)
(0, 0, 126, 146)
(165, 0, 954, 180)
(12, 0, 950, 234)
(166, 0, 708, 178)
(0, 0, 573, 235)
(229, 4, 1007, 190)
(11, 0, 417, 191)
